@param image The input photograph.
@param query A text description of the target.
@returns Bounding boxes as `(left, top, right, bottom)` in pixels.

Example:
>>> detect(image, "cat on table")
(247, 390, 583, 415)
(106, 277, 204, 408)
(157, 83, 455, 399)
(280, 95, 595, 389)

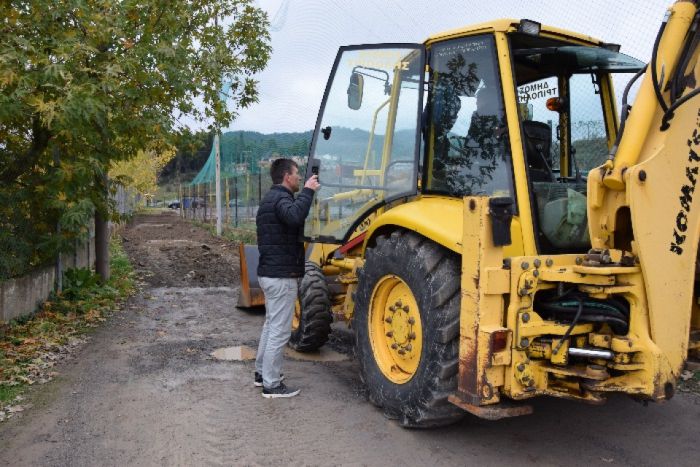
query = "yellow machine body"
(241, 0, 700, 423)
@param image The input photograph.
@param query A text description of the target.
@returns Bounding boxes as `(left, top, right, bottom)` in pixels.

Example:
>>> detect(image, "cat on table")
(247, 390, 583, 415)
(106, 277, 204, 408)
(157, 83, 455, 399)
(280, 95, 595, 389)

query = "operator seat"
(522, 120, 555, 182)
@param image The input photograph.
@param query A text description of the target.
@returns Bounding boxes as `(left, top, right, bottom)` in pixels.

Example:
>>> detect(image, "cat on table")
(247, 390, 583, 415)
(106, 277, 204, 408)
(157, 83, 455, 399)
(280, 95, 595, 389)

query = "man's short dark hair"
(270, 158, 298, 184)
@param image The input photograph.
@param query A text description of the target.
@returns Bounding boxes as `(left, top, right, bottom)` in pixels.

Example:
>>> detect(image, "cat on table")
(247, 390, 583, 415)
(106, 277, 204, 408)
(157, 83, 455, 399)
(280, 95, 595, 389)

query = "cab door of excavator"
(302, 44, 425, 244)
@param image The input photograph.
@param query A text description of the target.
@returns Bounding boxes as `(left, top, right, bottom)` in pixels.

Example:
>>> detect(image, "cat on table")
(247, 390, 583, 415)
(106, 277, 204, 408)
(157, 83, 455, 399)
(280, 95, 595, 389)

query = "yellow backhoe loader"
(239, 0, 700, 427)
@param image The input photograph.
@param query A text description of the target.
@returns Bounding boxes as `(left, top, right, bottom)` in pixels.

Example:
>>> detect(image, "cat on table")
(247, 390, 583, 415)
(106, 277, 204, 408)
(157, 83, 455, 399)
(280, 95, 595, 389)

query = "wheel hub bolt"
(386, 331, 393, 337)
(408, 332, 416, 340)
(405, 344, 412, 351)
(407, 317, 415, 325)
(391, 343, 398, 349)
(389, 305, 396, 312)
(398, 349, 406, 355)
(385, 317, 393, 323)
(396, 300, 403, 308)
(403, 305, 409, 312)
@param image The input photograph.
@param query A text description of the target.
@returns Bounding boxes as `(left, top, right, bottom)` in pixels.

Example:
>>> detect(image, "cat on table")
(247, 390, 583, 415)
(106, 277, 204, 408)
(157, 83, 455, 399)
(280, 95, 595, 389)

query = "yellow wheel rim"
(292, 300, 301, 331)
(368, 275, 422, 384)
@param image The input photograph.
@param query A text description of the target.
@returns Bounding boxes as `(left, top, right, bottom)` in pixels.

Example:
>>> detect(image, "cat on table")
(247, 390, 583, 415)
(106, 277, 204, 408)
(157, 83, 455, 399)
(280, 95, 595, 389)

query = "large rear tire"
(289, 261, 332, 352)
(355, 230, 464, 427)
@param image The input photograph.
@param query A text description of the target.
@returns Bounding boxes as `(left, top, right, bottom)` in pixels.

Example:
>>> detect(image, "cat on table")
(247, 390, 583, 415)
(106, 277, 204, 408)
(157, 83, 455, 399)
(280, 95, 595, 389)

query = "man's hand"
(304, 174, 321, 191)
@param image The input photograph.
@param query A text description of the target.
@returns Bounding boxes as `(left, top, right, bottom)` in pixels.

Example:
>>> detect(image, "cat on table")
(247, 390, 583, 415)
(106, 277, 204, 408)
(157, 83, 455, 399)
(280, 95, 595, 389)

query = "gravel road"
(1, 211, 699, 466)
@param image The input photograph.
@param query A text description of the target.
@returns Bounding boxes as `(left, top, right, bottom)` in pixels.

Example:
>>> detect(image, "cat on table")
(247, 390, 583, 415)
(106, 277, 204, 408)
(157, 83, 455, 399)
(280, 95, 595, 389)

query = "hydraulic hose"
(538, 303, 628, 323)
(552, 299, 583, 355)
(661, 11, 700, 130)
(604, 3, 695, 187)
(670, 13, 698, 103)
(661, 87, 700, 130)
(535, 291, 630, 335)
(609, 65, 648, 159)
(651, 13, 670, 114)
(541, 309, 630, 334)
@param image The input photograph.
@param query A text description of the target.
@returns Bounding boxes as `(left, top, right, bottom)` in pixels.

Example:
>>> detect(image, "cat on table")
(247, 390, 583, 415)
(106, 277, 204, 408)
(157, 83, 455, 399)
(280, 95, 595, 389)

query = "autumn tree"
(0, 0, 271, 279)
(110, 148, 175, 198)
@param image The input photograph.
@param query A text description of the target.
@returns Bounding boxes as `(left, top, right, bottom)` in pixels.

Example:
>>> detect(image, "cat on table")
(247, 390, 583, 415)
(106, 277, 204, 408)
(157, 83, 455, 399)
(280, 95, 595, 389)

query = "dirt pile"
(121, 211, 240, 287)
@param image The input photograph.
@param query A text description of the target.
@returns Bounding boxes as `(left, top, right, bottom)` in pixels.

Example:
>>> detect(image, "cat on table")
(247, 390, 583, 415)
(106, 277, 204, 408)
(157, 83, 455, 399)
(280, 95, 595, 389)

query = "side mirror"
(347, 72, 364, 110)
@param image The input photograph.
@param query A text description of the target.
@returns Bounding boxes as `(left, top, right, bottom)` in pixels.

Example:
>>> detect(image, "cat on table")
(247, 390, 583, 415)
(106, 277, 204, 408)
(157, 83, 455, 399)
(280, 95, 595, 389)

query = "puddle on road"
(211, 345, 349, 362)
(211, 346, 257, 361)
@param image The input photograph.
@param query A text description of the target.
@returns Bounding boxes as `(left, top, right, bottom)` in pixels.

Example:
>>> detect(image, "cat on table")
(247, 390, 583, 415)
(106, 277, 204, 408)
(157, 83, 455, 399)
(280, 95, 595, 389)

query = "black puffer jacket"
(256, 185, 315, 278)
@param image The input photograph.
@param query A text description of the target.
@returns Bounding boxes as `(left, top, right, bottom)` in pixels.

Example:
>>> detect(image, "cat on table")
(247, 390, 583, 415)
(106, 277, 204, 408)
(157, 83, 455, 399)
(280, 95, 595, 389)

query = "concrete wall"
(0, 236, 95, 323)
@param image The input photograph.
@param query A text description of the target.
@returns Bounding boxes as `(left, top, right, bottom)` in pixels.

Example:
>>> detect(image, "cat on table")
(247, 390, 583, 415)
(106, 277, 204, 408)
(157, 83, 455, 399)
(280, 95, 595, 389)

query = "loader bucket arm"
(588, 0, 700, 377)
(237, 243, 265, 308)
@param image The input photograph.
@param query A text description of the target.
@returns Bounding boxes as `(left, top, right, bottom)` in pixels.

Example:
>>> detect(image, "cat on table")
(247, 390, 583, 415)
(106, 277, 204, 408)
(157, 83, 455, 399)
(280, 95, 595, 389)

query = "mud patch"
(286, 347, 349, 362)
(327, 323, 355, 356)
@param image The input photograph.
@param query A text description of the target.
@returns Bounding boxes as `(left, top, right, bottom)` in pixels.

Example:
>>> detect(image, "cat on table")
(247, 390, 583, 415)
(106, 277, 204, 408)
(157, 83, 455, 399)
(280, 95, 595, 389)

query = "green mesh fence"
(185, 124, 310, 226)
(191, 131, 263, 186)
(185, 132, 274, 227)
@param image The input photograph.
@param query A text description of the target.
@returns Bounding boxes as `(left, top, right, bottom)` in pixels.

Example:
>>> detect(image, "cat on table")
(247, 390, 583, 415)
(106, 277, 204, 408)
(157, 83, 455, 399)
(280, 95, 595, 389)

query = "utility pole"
(215, 134, 222, 235)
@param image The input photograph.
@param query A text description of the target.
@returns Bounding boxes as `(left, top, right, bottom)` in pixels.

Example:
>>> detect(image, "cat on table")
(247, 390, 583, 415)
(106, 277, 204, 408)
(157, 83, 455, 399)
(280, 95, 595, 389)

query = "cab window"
(425, 35, 514, 198)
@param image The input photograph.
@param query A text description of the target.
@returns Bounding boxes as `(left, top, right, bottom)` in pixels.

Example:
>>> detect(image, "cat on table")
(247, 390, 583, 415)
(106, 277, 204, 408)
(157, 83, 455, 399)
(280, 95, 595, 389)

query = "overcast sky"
(228, 0, 672, 134)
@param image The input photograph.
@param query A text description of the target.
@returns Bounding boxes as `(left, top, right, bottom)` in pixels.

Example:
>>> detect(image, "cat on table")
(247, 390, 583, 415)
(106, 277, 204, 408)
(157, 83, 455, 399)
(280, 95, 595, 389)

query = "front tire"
(289, 261, 332, 352)
(355, 230, 464, 427)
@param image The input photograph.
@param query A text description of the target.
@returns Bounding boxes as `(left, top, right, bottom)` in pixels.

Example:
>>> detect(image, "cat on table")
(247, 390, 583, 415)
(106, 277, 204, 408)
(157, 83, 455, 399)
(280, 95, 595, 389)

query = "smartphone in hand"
(310, 159, 320, 183)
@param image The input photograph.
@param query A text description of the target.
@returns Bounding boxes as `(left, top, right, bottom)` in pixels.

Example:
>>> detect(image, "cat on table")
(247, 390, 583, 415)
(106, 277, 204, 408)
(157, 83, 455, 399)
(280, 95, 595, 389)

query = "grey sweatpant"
(255, 276, 299, 389)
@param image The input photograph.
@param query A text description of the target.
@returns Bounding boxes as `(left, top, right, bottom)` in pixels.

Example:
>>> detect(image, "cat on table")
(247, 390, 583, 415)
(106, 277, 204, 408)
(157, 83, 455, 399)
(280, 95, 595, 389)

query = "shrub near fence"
(0, 185, 135, 323)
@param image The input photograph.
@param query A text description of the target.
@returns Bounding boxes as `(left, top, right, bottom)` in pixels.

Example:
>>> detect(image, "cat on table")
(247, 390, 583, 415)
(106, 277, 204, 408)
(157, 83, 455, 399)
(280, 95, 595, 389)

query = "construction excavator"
(239, 0, 700, 427)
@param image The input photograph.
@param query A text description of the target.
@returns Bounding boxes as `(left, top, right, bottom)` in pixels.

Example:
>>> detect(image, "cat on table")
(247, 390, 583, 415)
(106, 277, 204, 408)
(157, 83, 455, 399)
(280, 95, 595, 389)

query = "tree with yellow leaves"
(0, 1, 271, 279)
(110, 148, 176, 200)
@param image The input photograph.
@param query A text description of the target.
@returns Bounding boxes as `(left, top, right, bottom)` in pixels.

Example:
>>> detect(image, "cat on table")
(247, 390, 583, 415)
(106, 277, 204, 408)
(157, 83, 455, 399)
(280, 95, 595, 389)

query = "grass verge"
(0, 237, 135, 413)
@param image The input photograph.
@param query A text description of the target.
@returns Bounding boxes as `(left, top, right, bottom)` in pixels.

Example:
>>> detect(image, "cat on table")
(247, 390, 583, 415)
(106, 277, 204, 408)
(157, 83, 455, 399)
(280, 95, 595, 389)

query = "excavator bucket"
(237, 243, 265, 308)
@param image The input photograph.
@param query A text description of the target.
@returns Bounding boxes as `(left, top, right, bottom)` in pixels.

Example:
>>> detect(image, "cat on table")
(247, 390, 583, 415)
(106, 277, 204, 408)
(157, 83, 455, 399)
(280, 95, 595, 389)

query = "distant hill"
(312, 127, 417, 164)
(220, 130, 314, 161)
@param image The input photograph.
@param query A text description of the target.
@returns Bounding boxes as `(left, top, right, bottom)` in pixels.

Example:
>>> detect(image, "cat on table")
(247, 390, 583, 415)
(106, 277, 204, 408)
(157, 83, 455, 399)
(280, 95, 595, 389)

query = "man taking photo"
(254, 158, 320, 398)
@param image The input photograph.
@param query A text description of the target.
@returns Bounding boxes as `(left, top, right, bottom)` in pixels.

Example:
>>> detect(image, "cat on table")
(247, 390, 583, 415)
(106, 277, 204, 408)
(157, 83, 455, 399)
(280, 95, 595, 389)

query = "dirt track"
(1, 211, 699, 466)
